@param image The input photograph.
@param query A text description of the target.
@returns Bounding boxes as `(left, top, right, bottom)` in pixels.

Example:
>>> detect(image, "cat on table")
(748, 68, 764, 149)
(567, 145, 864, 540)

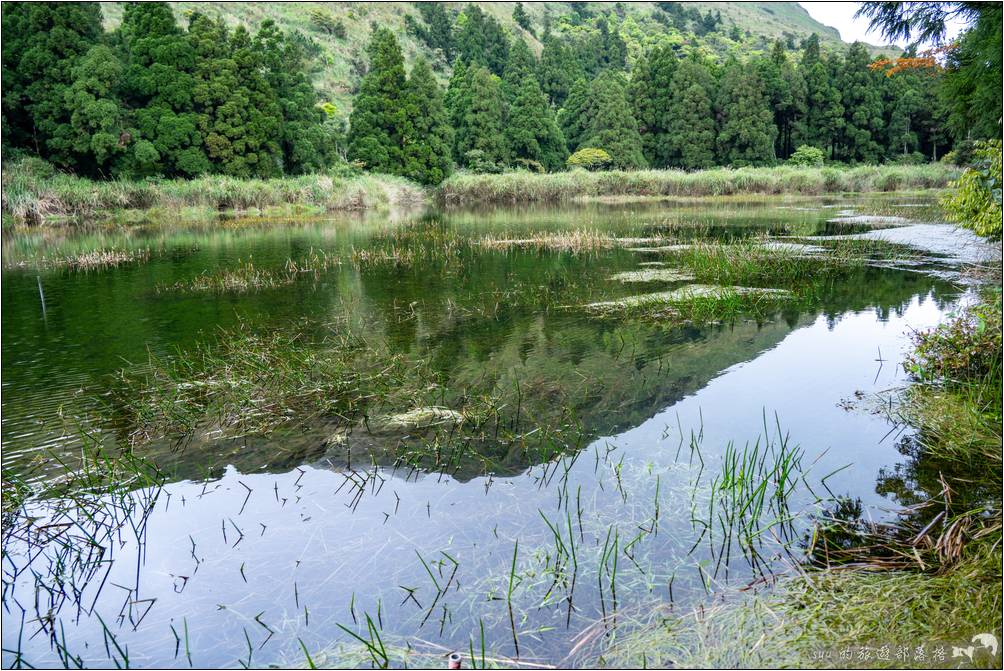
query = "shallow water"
(1, 195, 989, 667)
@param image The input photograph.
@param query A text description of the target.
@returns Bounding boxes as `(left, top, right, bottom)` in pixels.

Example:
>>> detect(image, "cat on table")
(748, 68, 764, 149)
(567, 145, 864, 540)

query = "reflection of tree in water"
(808, 408, 1000, 569)
(876, 425, 1000, 525)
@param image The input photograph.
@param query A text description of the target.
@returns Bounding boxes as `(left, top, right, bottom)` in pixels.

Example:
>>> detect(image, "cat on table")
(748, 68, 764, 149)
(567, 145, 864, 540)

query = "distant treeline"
(2, 2, 1000, 186)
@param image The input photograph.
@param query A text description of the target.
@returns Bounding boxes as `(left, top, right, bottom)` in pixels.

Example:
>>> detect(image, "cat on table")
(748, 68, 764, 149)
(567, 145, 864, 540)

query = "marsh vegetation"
(3, 190, 1000, 668)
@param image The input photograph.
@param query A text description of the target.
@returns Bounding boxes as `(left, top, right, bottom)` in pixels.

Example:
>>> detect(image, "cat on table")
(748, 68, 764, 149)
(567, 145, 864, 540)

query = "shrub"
(787, 145, 825, 167)
(941, 139, 1003, 239)
(513, 158, 545, 174)
(904, 302, 1003, 384)
(309, 9, 346, 38)
(567, 147, 613, 171)
(463, 150, 504, 174)
(889, 151, 927, 165)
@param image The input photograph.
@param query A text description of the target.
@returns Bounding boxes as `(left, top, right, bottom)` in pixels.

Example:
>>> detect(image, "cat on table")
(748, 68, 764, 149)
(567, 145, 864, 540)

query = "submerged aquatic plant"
(3, 428, 166, 668)
(118, 322, 433, 445)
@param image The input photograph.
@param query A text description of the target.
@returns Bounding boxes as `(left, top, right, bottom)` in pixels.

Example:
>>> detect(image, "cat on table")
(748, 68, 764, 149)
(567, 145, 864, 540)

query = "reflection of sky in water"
(3, 293, 959, 668)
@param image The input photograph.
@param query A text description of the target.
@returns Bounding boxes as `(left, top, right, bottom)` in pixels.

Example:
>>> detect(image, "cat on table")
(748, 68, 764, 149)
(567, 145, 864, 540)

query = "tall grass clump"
(119, 323, 433, 445)
(437, 164, 959, 205)
(1, 158, 425, 225)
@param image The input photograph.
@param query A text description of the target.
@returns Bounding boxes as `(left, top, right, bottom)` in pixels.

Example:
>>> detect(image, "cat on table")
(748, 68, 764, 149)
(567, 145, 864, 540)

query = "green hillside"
(98, 2, 893, 114)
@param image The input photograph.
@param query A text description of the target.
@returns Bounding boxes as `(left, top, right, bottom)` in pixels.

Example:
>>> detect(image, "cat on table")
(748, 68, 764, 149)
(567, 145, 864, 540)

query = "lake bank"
(3, 160, 960, 226)
(437, 164, 960, 205)
(1, 160, 425, 225)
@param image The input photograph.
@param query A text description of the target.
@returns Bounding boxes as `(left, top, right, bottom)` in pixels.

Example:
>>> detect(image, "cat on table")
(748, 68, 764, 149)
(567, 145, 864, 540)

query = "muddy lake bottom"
(1, 195, 995, 668)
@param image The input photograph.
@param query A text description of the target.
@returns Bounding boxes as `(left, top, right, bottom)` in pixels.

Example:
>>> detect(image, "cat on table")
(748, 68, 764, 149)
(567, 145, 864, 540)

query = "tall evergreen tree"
(629, 45, 677, 167)
(502, 38, 537, 102)
(454, 65, 508, 169)
(401, 58, 453, 185)
(835, 42, 884, 163)
(716, 60, 777, 166)
(512, 2, 533, 35)
(801, 33, 821, 67)
(538, 35, 581, 107)
(506, 75, 567, 171)
(557, 77, 592, 152)
(665, 58, 716, 169)
(347, 28, 410, 174)
(255, 19, 331, 174)
(596, 17, 627, 70)
(800, 49, 843, 156)
(63, 45, 133, 175)
(581, 71, 646, 169)
(119, 2, 208, 176)
(188, 16, 280, 177)
(455, 5, 509, 76)
(884, 63, 923, 157)
(415, 2, 455, 61)
(758, 41, 807, 160)
(1, 2, 103, 164)
(446, 58, 471, 138)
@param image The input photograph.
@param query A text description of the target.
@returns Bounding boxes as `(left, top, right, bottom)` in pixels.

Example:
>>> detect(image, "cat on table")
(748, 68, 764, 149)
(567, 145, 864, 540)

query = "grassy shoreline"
(1, 160, 426, 225)
(2, 161, 960, 226)
(437, 164, 960, 205)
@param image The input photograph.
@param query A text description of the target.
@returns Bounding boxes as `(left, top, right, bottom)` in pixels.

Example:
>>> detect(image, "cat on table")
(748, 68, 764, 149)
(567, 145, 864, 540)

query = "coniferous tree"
(64, 45, 133, 175)
(1, 2, 103, 164)
(581, 71, 646, 169)
(884, 64, 923, 157)
(716, 60, 777, 166)
(836, 42, 884, 163)
(402, 58, 453, 184)
(597, 17, 627, 69)
(557, 77, 592, 152)
(759, 41, 806, 160)
(506, 75, 567, 171)
(119, 2, 208, 176)
(512, 2, 533, 35)
(800, 42, 843, 157)
(665, 58, 716, 169)
(213, 24, 284, 177)
(415, 2, 455, 61)
(347, 28, 410, 173)
(503, 38, 537, 102)
(187, 17, 284, 178)
(256, 19, 331, 174)
(538, 35, 581, 107)
(629, 45, 677, 167)
(454, 65, 508, 170)
(446, 59, 471, 138)
(455, 5, 509, 76)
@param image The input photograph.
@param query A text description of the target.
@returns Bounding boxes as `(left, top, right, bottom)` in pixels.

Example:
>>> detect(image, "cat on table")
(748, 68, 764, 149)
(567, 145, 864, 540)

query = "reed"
(437, 164, 959, 206)
(2, 158, 425, 225)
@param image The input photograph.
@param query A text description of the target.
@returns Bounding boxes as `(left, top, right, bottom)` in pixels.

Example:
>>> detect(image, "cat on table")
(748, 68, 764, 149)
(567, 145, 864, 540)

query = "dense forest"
(2, 2, 1001, 185)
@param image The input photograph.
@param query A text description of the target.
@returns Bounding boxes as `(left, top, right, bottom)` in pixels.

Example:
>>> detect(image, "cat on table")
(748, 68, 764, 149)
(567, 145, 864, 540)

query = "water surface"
(1, 195, 985, 667)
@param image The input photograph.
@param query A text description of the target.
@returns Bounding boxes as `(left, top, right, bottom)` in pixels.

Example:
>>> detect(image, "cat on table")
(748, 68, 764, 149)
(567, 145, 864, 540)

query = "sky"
(799, 1, 967, 47)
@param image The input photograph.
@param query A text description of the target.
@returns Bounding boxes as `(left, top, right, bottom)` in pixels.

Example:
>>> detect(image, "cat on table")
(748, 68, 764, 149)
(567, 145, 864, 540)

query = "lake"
(1, 195, 990, 668)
